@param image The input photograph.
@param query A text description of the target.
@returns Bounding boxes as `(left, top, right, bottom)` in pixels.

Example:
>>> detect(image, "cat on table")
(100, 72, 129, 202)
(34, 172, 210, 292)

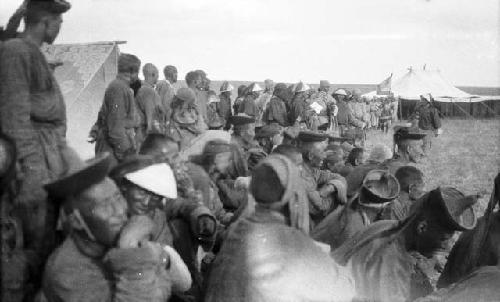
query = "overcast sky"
(1, 0, 499, 86)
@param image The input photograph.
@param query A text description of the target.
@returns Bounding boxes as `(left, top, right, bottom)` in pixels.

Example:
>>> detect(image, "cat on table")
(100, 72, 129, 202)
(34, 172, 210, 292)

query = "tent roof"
(362, 68, 495, 102)
(41, 42, 119, 106)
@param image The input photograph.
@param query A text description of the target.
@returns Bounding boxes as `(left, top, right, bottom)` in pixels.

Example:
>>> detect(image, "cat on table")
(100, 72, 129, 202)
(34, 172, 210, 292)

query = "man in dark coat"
(412, 94, 442, 155)
(262, 83, 289, 127)
(297, 131, 348, 227)
(288, 82, 311, 127)
(42, 154, 189, 302)
(334, 88, 365, 135)
(204, 155, 355, 302)
(0, 0, 80, 272)
(312, 169, 400, 250)
(237, 82, 263, 119)
(156, 65, 177, 124)
(385, 126, 426, 174)
(95, 53, 141, 165)
(333, 187, 478, 302)
(135, 63, 164, 145)
(218, 81, 234, 130)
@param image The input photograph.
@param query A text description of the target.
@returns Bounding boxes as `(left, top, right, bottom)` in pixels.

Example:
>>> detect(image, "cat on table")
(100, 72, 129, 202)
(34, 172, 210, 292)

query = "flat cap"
(297, 130, 329, 143)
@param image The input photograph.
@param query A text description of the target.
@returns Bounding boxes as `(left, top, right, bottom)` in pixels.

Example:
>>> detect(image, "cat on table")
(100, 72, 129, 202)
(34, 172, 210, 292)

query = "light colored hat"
(295, 82, 310, 93)
(220, 81, 234, 92)
(247, 82, 263, 93)
(333, 88, 348, 96)
(124, 163, 178, 199)
(367, 144, 393, 164)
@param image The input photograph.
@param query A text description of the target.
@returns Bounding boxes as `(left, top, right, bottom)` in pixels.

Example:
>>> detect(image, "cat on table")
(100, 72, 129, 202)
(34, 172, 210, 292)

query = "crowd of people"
(1, 1, 499, 302)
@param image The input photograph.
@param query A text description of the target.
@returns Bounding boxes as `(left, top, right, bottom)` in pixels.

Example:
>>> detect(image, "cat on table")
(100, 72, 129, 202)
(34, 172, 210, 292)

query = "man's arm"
(136, 88, 156, 132)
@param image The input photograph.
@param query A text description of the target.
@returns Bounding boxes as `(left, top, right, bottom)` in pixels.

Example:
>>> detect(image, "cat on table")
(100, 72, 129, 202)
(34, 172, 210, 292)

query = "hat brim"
(429, 188, 478, 231)
(359, 170, 400, 204)
(124, 163, 178, 199)
(45, 153, 112, 199)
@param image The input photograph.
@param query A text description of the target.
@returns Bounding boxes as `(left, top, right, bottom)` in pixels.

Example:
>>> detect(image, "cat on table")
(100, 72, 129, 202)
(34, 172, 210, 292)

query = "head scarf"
(251, 155, 310, 234)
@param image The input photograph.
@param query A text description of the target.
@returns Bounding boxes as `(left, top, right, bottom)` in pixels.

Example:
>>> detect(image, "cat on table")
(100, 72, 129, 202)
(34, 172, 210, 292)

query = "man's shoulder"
(1, 38, 30, 54)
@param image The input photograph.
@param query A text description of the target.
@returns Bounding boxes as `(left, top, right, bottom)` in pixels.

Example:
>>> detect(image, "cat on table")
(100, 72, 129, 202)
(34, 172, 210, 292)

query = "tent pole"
(399, 97, 403, 121)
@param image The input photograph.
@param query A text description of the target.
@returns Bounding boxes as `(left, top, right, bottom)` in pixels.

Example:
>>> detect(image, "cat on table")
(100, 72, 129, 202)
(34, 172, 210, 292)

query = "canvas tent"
(42, 41, 123, 159)
(363, 68, 500, 118)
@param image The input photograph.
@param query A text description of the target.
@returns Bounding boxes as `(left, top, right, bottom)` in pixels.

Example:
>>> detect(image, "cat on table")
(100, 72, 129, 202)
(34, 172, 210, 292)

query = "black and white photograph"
(0, 0, 499, 301)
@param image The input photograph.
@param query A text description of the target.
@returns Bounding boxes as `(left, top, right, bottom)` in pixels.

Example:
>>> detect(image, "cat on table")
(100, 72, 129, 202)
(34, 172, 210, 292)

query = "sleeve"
(431, 108, 441, 129)
(347, 109, 364, 128)
(105, 86, 133, 160)
(106, 244, 172, 302)
(164, 196, 216, 240)
(0, 45, 49, 204)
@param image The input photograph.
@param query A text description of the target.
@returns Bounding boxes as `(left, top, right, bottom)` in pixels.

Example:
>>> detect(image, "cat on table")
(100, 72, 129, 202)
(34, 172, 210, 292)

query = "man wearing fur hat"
(332, 187, 478, 302)
(95, 53, 141, 165)
(42, 153, 192, 301)
(204, 155, 355, 302)
(297, 131, 348, 227)
(262, 83, 290, 127)
(0, 0, 83, 276)
(312, 169, 400, 250)
(166, 88, 207, 150)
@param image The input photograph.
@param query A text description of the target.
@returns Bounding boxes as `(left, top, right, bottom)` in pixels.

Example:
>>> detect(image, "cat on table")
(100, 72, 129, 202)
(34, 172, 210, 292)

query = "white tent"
(363, 68, 478, 102)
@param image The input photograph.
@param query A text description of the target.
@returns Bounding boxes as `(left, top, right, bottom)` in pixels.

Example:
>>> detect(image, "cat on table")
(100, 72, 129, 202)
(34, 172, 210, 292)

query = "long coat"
(204, 208, 355, 302)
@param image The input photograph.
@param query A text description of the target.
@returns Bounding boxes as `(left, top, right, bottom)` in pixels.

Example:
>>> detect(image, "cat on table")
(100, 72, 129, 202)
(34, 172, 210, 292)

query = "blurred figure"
(233, 84, 247, 114)
(135, 63, 164, 145)
(385, 166, 425, 221)
(412, 94, 442, 155)
(288, 82, 311, 128)
(219, 81, 234, 130)
(206, 90, 224, 130)
(262, 83, 290, 127)
(204, 155, 355, 302)
(309, 80, 337, 131)
(255, 124, 283, 154)
(156, 65, 178, 124)
(334, 89, 365, 136)
(237, 82, 263, 121)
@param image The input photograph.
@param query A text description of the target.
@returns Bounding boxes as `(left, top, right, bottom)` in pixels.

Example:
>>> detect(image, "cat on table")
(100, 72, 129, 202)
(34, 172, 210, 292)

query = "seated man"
(384, 166, 425, 220)
(312, 169, 400, 250)
(297, 131, 348, 227)
(110, 155, 217, 301)
(204, 155, 355, 302)
(42, 153, 190, 302)
(386, 126, 426, 174)
(332, 187, 478, 302)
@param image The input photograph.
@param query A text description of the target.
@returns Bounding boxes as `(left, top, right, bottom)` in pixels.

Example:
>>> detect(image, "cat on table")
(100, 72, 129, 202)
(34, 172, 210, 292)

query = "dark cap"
(393, 126, 426, 142)
(28, 0, 71, 14)
(426, 187, 478, 231)
(45, 153, 112, 199)
(359, 170, 400, 205)
(229, 114, 255, 126)
(297, 130, 329, 143)
(255, 124, 282, 139)
(118, 53, 141, 73)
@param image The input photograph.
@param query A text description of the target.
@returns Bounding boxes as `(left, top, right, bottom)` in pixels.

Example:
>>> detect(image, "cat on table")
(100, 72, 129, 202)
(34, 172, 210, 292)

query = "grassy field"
(363, 118, 500, 214)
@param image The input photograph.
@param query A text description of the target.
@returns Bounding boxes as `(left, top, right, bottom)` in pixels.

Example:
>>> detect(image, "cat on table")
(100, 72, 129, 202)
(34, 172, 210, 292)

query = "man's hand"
(118, 215, 155, 249)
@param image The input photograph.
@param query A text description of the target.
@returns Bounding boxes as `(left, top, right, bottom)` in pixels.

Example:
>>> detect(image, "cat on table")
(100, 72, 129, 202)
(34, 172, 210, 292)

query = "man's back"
(204, 210, 354, 302)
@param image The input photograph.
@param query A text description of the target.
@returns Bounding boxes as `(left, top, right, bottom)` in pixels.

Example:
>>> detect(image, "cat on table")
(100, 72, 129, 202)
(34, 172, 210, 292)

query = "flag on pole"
(377, 73, 392, 95)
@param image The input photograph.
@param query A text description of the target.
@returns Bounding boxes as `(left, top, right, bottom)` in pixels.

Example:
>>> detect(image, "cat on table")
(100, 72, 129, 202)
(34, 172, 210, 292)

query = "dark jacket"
(336, 100, 364, 128)
(263, 96, 288, 127)
(415, 103, 441, 131)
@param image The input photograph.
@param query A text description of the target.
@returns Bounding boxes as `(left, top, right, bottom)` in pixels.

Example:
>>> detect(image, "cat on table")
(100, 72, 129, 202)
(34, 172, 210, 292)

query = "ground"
(363, 118, 500, 215)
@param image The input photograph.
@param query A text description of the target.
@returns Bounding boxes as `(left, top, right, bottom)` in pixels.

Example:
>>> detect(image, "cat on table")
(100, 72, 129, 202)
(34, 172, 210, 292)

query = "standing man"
(218, 81, 234, 130)
(95, 53, 141, 165)
(263, 83, 289, 127)
(185, 70, 207, 123)
(413, 94, 442, 155)
(0, 0, 78, 274)
(309, 80, 337, 131)
(156, 65, 177, 125)
(254, 79, 274, 129)
(334, 88, 365, 135)
(135, 63, 164, 145)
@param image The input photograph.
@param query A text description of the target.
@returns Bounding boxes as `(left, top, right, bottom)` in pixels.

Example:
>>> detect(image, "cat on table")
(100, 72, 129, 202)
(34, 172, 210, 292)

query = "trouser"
(421, 129, 435, 155)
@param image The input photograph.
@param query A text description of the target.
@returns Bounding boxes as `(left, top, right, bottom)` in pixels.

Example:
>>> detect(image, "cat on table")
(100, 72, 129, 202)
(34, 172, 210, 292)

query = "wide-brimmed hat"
(110, 154, 177, 199)
(359, 169, 400, 205)
(229, 113, 255, 126)
(220, 81, 234, 93)
(28, 0, 71, 14)
(45, 153, 112, 199)
(425, 187, 478, 231)
(333, 88, 348, 96)
(294, 82, 310, 93)
(255, 124, 282, 139)
(246, 82, 263, 93)
(297, 130, 329, 143)
(393, 126, 426, 141)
